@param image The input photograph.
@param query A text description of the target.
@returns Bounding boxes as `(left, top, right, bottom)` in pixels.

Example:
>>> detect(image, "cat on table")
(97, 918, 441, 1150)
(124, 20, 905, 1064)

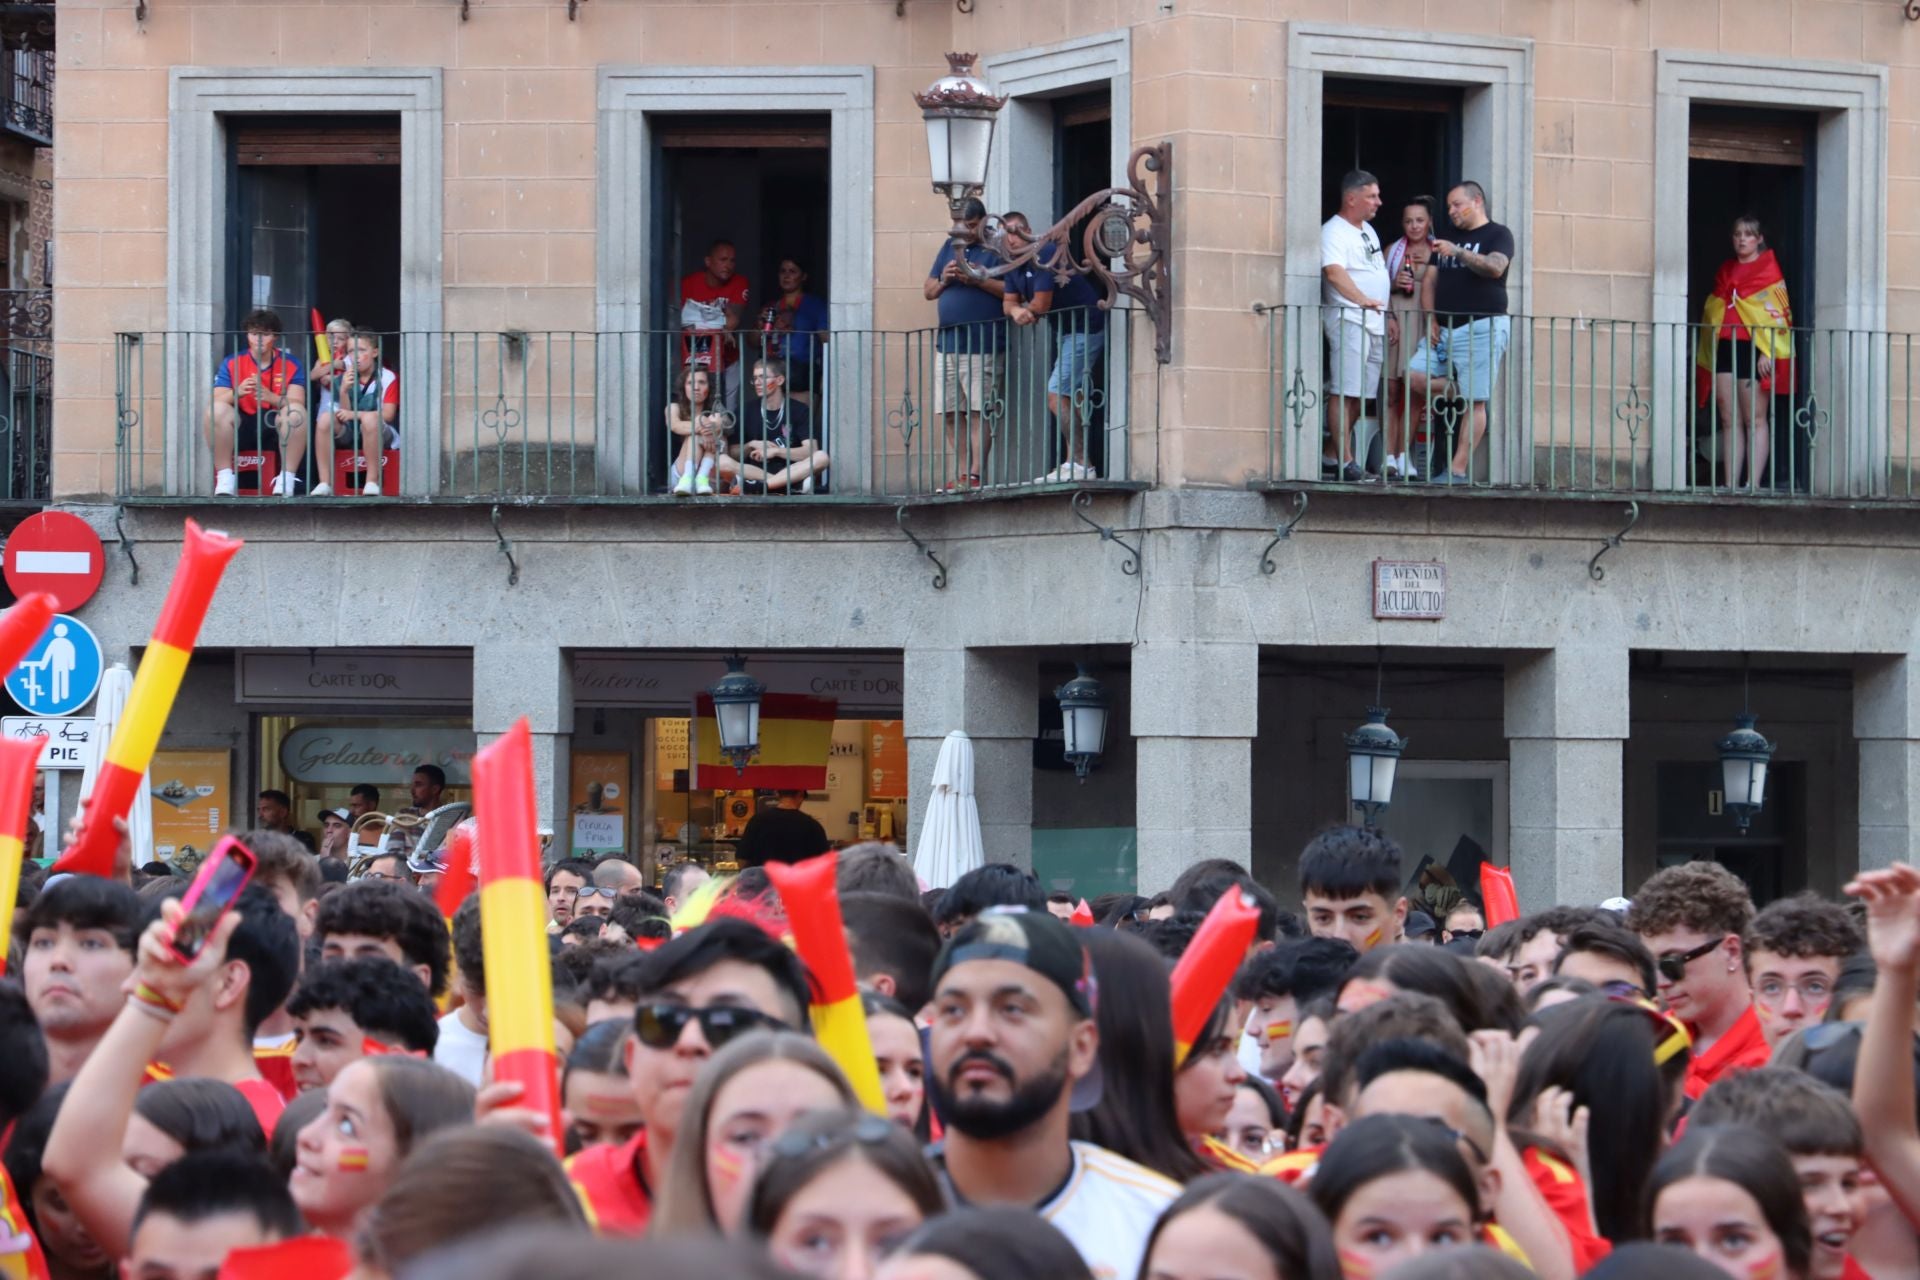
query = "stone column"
(904, 647, 1036, 871)
(473, 644, 574, 858)
(1504, 648, 1628, 908)
(1855, 656, 1920, 872)
(1132, 640, 1258, 893)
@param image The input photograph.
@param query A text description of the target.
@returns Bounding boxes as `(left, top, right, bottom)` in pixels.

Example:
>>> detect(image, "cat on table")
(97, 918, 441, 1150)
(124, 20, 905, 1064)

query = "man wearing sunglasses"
(1627, 860, 1766, 1099)
(1745, 893, 1862, 1050)
(566, 918, 811, 1236)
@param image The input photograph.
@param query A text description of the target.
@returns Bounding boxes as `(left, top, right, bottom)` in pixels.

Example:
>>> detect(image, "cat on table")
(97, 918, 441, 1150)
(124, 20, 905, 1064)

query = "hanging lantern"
(1717, 712, 1775, 831)
(1345, 706, 1405, 826)
(1054, 664, 1110, 783)
(708, 654, 764, 775)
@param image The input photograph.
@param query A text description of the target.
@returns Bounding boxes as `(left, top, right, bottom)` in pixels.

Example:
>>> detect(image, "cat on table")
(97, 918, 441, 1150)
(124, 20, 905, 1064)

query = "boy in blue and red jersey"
(206, 307, 308, 497)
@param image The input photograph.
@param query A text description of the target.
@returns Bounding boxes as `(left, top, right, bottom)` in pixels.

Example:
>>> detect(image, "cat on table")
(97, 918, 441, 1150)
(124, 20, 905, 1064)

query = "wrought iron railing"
(110, 307, 1131, 500)
(1, 50, 49, 143)
(0, 288, 49, 502)
(1257, 303, 1918, 499)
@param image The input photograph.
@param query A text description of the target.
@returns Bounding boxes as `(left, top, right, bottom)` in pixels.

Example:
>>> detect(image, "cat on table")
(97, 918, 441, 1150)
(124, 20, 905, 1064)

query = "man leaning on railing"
(1406, 181, 1516, 487)
(1003, 211, 1108, 484)
(207, 308, 308, 498)
(924, 196, 1007, 493)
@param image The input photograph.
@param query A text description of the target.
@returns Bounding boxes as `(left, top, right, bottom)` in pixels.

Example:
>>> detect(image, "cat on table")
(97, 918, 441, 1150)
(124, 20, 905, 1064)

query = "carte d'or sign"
(1372, 560, 1446, 621)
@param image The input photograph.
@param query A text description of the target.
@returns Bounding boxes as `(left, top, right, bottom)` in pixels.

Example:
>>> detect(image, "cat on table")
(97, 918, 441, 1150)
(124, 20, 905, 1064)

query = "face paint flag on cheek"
(1337, 1249, 1378, 1280)
(336, 1148, 371, 1173)
(1263, 1020, 1294, 1042)
(1362, 926, 1384, 950)
(359, 1036, 426, 1060)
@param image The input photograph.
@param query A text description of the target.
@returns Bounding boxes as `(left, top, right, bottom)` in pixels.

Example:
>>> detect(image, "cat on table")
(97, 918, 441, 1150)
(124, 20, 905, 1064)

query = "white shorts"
(1323, 317, 1384, 399)
(333, 420, 400, 450)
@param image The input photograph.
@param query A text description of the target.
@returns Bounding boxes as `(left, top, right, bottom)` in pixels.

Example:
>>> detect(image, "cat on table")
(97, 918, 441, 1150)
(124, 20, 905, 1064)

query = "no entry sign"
(4, 512, 105, 613)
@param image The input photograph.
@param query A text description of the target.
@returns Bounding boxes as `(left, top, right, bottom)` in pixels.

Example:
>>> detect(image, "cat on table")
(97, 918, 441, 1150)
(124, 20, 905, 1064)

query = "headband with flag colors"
(764, 853, 889, 1116)
(1169, 888, 1260, 1066)
(0, 735, 43, 978)
(1480, 862, 1521, 928)
(56, 520, 242, 877)
(473, 719, 563, 1156)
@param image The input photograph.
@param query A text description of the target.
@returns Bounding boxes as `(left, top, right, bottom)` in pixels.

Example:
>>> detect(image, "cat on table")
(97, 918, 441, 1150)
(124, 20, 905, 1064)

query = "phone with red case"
(165, 835, 258, 964)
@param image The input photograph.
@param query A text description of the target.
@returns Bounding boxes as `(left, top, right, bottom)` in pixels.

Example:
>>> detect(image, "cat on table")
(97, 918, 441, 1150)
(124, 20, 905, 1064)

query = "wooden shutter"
(654, 114, 831, 150)
(232, 118, 401, 166)
(1688, 118, 1808, 167)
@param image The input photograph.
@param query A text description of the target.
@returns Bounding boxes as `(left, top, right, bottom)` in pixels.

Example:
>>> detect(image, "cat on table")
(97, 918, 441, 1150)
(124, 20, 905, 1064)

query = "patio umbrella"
(78, 662, 153, 867)
(912, 730, 983, 890)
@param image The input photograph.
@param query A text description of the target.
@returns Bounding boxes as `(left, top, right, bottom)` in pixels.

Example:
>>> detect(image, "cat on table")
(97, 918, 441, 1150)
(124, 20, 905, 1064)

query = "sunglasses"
(634, 1003, 785, 1051)
(768, 1113, 896, 1162)
(575, 886, 618, 901)
(1656, 937, 1723, 985)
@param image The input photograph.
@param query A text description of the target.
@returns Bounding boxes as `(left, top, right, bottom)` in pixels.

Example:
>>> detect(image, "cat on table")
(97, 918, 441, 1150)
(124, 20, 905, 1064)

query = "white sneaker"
(362, 482, 382, 497)
(270, 472, 300, 496)
(213, 469, 238, 497)
(1035, 466, 1065, 483)
(309, 482, 334, 497)
(673, 471, 695, 496)
(1064, 461, 1099, 480)
(693, 472, 714, 496)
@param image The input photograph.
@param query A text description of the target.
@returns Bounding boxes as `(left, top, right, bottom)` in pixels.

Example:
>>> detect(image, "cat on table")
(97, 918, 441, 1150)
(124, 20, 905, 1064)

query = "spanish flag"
(1694, 248, 1795, 405)
(57, 521, 242, 877)
(763, 853, 888, 1116)
(0, 1165, 48, 1280)
(692, 693, 836, 791)
(473, 720, 563, 1156)
(0, 735, 44, 979)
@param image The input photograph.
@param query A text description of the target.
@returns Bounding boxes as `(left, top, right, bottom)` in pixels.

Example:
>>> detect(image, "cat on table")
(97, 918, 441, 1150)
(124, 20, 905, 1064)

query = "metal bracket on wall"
(457, 0, 469, 18)
(894, 506, 949, 590)
(1588, 501, 1640, 582)
(490, 506, 520, 587)
(1071, 490, 1142, 577)
(1259, 491, 1309, 575)
(569, 0, 586, 16)
(1907, 0, 1919, 21)
(112, 505, 139, 586)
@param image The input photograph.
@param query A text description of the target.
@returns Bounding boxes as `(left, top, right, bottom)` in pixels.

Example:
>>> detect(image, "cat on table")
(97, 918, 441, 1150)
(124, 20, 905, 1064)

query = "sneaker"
(270, 472, 300, 496)
(213, 469, 237, 498)
(1063, 461, 1099, 481)
(693, 472, 713, 496)
(1341, 462, 1366, 483)
(672, 471, 694, 496)
(310, 482, 334, 497)
(362, 482, 382, 497)
(1035, 466, 1065, 484)
(1383, 460, 1404, 482)
(1436, 471, 1471, 487)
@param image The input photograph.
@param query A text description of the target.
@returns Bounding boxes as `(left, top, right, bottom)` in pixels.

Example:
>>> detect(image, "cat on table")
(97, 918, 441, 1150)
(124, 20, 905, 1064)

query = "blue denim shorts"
(1407, 315, 1510, 401)
(1048, 330, 1106, 398)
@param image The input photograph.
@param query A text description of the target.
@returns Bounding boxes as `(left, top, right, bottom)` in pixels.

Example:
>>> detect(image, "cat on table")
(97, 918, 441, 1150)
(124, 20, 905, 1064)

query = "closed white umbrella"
(78, 663, 152, 866)
(912, 730, 983, 890)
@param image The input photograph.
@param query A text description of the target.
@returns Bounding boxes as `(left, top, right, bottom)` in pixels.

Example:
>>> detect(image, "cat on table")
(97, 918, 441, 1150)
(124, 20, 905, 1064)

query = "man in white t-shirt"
(1321, 169, 1389, 482)
(434, 895, 489, 1086)
(926, 908, 1178, 1280)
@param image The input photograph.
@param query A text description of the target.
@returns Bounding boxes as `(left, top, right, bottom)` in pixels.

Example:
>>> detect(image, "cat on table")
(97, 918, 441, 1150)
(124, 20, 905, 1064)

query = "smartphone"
(165, 835, 258, 963)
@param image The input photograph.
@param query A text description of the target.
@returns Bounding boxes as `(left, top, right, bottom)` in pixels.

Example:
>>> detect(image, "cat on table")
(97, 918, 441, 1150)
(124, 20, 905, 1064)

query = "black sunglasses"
(634, 1003, 785, 1051)
(768, 1113, 896, 1162)
(1450, 928, 1484, 941)
(1656, 937, 1723, 985)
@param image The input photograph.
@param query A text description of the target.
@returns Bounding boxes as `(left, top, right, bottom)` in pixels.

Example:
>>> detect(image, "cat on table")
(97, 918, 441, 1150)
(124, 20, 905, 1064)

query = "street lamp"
(1054, 664, 1110, 783)
(912, 52, 1176, 363)
(1345, 706, 1405, 827)
(708, 653, 764, 775)
(1717, 711, 1775, 831)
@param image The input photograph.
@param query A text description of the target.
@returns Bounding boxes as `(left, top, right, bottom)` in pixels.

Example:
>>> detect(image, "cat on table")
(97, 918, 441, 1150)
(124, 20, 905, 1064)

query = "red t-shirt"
(1684, 1003, 1770, 1100)
(233, 1078, 286, 1138)
(1523, 1146, 1612, 1271)
(680, 270, 750, 368)
(254, 1040, 299, 1102)
(565, 1129, 652, 1235)
(1840, 1255, 1873, 1280)
(217, 1236, 351, 1280)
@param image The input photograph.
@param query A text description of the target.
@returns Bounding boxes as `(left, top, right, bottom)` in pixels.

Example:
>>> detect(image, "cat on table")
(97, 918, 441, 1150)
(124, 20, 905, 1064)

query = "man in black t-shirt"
(735, 790, 831, 866)
(739, 357, 830, 494)
(1405, 181, 1517, 485)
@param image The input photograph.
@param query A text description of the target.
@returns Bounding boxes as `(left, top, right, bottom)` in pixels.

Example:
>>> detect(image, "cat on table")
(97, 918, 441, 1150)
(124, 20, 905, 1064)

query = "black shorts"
(1712, 338, 1760, 378)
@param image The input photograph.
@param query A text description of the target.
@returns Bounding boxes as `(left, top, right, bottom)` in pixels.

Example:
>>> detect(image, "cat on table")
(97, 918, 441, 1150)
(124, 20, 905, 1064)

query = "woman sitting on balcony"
(1696, 214, 1794, 491)
(668, 364, 738, 497)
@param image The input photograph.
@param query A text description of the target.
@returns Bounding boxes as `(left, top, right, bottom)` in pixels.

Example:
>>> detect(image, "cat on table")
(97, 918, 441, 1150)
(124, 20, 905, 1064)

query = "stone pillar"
(1855, 656, 1920, 873)
(1504, 648, 1628, 909)
(904, 648, 1036, 872)
(1132, 640, 1257, 893)
(473, 644, 574, 859)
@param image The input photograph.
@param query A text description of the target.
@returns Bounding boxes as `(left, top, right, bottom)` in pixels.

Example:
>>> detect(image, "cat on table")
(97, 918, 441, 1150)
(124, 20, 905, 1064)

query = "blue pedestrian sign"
(5, 613, 103, 717)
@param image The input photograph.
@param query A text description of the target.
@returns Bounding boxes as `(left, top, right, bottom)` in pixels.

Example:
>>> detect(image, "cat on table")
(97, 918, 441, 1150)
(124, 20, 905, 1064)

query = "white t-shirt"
(1321, 214, 1389, 333)
(1040, 1142, 1181, 1280)
(433, 1009, 489, 1087)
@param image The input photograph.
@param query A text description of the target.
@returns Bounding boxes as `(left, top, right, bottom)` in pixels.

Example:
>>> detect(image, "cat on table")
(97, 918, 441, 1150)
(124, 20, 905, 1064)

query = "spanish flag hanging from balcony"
(691, 693, 837, 791)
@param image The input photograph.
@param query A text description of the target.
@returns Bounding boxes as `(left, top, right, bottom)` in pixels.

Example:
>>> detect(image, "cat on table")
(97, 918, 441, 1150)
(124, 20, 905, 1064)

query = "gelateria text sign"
(236, 650, 474, 706)
(1372, 560, 1447, 621)
(278, 726, 476, 786)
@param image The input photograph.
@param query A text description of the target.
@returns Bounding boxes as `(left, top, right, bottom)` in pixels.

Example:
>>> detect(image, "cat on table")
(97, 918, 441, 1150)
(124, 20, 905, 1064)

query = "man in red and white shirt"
(312, 335, 399, 497)
(680, 240, 750, 403)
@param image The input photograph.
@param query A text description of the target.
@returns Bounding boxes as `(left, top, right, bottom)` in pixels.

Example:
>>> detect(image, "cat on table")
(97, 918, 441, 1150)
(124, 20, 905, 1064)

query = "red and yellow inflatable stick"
(1169, 888, 1260, 1066)
(0, 594, 55, 675)
(0, 736, 45, 977)
(55, 521, 242, 877)
(764, 853, 888, 1116)
(1480, 863, 1521, 928)
(0, 1160, 49, 1279)
(433, 819, 478, 923)
(472, 719, 563, 1155)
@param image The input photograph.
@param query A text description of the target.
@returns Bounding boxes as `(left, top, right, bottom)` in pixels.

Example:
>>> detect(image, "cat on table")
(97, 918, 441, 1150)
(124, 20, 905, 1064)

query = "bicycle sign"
(1, 716, 93, 769)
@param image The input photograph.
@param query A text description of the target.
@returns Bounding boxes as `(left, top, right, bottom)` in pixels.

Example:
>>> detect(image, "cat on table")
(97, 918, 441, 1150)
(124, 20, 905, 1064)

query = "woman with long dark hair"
(877, 1206, 1093, 1280)
(1338, 945, 1523, 1033)
(1648, 1126, 1812, 1280)
(1175, 997, 1249, 1168)
(746, 1108, 943, 1280)
(1307, 1114, 1489, 1279)
(1137, 1172, 1340, 1280)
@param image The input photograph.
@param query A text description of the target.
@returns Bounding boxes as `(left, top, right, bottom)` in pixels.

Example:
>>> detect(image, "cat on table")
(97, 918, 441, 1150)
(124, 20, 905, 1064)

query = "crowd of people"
(5, 816, 1920, 1280)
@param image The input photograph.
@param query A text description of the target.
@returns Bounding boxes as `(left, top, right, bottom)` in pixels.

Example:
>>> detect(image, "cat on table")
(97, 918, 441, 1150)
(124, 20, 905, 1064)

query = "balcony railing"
(110, 308, 1134, 501)
(1257, 303, 1920, 500)
(0, 288, 48, 503)
(1, 49, 49, 144)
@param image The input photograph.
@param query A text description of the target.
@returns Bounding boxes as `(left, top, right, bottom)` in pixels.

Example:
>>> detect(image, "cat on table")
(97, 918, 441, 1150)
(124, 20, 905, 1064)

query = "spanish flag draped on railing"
(55, 521, 242, 877)
(1169, 889, 1260, 1067)
(0, 736, 45, 978)
(764, 852, 888, 1116)
(1694, 248, 1795, 405)
(691, 692, 836, 790)
(472, 719, 564, 1156)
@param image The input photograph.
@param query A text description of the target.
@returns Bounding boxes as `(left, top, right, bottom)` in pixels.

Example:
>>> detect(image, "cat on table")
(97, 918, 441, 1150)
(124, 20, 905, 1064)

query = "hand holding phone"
(164, 835, 258, 964)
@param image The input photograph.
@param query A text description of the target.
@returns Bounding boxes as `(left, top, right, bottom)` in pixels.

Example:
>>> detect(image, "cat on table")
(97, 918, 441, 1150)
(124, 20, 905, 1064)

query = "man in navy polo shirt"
(1004, 211, 1108, 483)
(923, 198, 1007, 492)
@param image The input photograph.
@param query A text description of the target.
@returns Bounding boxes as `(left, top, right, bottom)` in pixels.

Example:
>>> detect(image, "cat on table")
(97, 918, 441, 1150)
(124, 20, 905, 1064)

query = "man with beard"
(925, 907, 1178, 1278)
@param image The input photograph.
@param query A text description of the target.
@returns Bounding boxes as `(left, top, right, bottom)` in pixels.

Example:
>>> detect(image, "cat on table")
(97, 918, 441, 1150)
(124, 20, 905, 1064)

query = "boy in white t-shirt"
(1320, 169, 1390, 481)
